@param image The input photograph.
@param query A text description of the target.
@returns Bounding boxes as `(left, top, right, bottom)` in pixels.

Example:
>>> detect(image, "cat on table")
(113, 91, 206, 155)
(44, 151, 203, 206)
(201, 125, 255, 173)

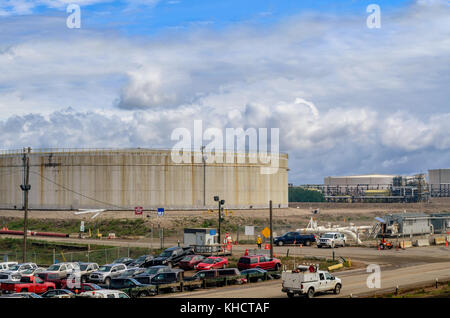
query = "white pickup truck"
(281, 265, 342, 298)
(317, 232, 346, 248)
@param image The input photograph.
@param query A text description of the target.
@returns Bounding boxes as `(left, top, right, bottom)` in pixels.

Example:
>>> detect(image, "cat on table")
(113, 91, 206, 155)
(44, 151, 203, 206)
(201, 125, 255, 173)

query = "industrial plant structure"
(428, 169, 450, 197)
(321, 174, 428, 202)
(0, 148, 288, 210)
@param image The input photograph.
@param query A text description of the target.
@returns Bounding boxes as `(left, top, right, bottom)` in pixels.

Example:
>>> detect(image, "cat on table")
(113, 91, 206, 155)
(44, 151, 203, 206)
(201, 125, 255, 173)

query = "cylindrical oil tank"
(0, 149, 288, 210)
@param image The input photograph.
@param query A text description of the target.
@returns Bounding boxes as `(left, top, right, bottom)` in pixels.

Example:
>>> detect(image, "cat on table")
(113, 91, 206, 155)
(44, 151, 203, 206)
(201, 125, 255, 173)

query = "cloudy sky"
(0, 0, 449, 184)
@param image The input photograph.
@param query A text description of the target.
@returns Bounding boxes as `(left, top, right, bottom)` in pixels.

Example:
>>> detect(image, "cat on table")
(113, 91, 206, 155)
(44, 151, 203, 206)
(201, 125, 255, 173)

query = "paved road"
(157, 261, 450, 298)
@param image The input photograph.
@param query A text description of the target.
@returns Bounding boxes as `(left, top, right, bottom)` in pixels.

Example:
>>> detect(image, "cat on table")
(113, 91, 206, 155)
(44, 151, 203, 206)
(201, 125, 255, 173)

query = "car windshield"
(136, 256, 148, 262)
(202, 258, 215, 264)
(322, 234, 334, 238)
(144, 267, 161, 275)
(181, 255, 194, 261)
(98, 266, 111, 272)
(159, 251, 173, 257)
(8, 265, 20, 271)
(47, 265, 60, 271)
(90, 284, 102, 290)
(79, 265, 88, 271)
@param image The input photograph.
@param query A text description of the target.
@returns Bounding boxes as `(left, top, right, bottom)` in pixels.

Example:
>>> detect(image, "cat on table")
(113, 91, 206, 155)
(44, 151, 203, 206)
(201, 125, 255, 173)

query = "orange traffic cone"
(265, 244, 270, 250)
(244, 249, 249, 256)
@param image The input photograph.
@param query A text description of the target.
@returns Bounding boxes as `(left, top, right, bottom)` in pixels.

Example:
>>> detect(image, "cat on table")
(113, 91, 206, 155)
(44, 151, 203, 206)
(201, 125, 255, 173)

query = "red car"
(1, 275, 55, 294)
(195, 257, 228, 271)
(61, 282, 102, 294)
(237, 255, 281, 271)
(178, 255, 206, 270)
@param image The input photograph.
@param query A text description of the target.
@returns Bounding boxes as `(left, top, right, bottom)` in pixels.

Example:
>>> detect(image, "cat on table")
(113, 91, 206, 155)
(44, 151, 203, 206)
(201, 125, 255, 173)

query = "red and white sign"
(134, 206, 143, 215)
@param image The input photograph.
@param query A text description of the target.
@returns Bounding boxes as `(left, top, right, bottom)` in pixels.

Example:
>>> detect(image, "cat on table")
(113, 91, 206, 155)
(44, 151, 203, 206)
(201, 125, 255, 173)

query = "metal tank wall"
(0, 149, 288, 210)
(429, 169, 450, 185)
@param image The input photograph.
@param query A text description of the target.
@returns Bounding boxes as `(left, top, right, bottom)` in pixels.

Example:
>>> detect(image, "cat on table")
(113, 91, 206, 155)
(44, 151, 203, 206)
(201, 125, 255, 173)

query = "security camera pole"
(20, 147, 31, 263)
(214, 196, 225, 244)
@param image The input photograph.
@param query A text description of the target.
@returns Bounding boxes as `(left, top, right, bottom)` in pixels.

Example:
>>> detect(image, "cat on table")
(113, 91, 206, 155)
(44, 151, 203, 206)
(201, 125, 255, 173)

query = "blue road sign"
(157, 208, 165, 216)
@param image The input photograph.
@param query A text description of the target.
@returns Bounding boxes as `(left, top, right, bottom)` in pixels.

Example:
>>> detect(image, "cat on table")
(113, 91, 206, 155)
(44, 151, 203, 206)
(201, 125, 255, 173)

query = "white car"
(281, 265, 342, 298)
(78, 289, 130, 298)
(317, 232, 346, 248)
(0, 262, 18, 271)
(0, 263, 38, 283)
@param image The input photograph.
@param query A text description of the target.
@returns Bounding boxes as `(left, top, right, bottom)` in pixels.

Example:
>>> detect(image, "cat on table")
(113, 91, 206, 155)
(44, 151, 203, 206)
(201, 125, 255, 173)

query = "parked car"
(127, 255, 154, 268)
(134, 266, 174, 284)
(78, 289, 130, 298)
(1, 263, 38, 277)
(240, 268, 281, 282)
(77, 262, 99, 283)
(144, 246, 194, 268)
(39, 262, 79, 281)
(237, 255, 281, 271)
(118, 267, 146, 278)
(178, 255, 205, 270)
(109, 277, 156, 297)
(88, 263, 127, 287)
(274, 232, 316, 246)
(1, 275, 55, 294)
(0, 272, 22, 283)
(113, 257, 134, 267)
(0, 292, 42, 298)
(195, 257, 228, 271)
(61, 282, 102, 294)
(317, 232, 346, 248)
(0, 262, 18, 271)
(21, 267, 46, 277)
(185, 268, 244, 286)
(41, 289, 75, 298)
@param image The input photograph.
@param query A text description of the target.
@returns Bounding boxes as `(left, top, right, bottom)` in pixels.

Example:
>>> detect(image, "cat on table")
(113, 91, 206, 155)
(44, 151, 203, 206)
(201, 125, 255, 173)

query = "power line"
(29, 171, 129, 211)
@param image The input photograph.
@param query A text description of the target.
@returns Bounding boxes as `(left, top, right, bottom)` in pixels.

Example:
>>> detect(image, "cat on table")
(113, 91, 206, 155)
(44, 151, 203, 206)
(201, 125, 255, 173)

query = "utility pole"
(201, 146, 206, 207)
(269, 200, 273, 259)
(21, 147, 31, 263)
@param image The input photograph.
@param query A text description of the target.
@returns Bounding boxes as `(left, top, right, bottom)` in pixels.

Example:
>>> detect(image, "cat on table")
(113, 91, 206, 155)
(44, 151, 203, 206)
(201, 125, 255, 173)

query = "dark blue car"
(274, 232, 316, 246)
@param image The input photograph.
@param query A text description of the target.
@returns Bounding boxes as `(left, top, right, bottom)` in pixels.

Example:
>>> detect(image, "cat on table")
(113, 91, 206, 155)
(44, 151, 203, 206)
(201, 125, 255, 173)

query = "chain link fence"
(0, 246, 155, 267)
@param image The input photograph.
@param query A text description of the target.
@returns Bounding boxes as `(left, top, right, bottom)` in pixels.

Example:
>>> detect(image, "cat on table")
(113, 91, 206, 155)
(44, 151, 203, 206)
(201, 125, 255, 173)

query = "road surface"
(157, 261, 450, 298)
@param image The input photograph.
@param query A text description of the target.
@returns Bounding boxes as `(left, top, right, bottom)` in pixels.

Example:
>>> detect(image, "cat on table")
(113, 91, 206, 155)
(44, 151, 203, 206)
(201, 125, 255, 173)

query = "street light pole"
(201, 146, 206, 207)
(21, 147, 31, 263)
(214, 196, 225, 245)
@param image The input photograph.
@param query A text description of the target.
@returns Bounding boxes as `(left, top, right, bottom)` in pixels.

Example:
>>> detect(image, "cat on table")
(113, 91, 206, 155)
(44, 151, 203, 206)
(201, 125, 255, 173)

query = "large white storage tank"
(0, 148, 288, 210)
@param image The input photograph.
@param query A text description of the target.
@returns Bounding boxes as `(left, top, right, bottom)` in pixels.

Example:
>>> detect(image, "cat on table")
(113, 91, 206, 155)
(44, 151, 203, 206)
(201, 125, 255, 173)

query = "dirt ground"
(1, 197, 449, 235)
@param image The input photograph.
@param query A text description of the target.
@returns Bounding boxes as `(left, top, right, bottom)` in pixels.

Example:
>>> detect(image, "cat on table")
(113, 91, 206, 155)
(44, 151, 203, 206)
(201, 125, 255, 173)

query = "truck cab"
(317, 232, 346, 248)
(281, 265, 342, 298)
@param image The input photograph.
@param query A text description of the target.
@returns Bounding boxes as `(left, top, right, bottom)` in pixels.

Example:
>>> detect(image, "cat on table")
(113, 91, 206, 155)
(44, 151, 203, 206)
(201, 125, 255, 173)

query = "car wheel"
(305, 240, 311, 247)
(274, 263, 280, 271)
(277, 241, 283, 246)
(334, 284, 341, 295)
(317, 245, 322, 248)
(81, 276, 87, 283)
(139, 291, 149, 298)
(342, 241, 345, 247)
(306, 288, 315, 298)
(287, 292, 294, 298)
(105, 277, 111, 287)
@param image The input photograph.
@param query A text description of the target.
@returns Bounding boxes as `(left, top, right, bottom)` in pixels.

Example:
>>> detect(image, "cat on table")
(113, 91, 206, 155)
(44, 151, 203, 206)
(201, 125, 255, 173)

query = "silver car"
(89, 263, 127, 287)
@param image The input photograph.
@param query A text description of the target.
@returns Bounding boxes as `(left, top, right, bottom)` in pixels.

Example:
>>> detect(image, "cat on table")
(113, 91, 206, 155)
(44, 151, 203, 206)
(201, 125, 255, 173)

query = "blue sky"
(0, 0, 449, 184)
